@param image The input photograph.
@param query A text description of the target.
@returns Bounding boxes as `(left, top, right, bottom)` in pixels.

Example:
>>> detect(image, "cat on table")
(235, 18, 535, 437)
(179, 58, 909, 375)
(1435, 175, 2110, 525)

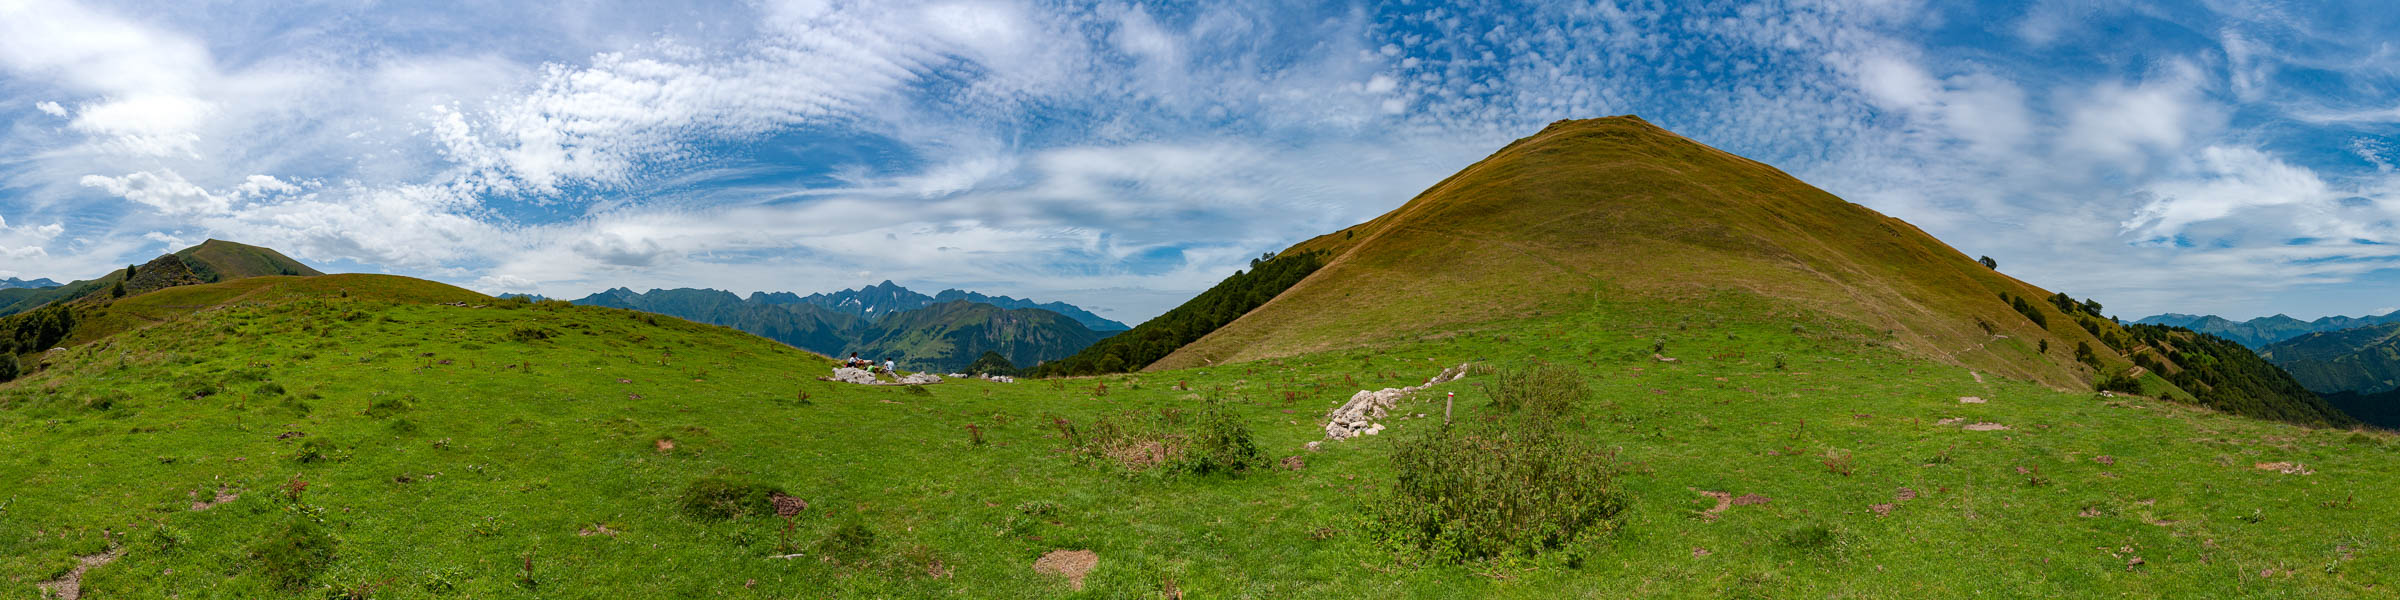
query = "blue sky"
(2, 0, 2397, 323)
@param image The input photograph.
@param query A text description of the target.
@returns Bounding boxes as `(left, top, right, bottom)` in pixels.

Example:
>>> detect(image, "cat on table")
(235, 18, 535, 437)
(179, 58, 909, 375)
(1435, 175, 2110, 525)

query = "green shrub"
(251, 518, 337, 590)
(0, 353, 16, 383)
(294, 438, 342, 463)
(676, 478, 782, 520)
(2096, 373, 2143, 395)
(1369, 426, 1625, 564)
(506, 326, 554, 342)
(1173, 404, 1266, 475)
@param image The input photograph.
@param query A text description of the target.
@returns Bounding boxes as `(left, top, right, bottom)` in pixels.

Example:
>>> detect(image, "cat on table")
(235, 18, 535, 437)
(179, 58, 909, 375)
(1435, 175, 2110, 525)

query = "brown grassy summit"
(1154, 116, 2137, 390)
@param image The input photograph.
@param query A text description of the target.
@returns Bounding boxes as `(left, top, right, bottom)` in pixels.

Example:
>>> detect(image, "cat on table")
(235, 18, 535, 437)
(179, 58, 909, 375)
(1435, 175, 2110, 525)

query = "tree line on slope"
(2121, 324, 2357, 428)
(1031, 250, 1329, 377)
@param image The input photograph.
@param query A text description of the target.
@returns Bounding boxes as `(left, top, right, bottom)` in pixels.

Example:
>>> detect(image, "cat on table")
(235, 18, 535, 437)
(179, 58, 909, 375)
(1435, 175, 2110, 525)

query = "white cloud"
(79, 170, 230, 216)
(34, 100, 66, 117)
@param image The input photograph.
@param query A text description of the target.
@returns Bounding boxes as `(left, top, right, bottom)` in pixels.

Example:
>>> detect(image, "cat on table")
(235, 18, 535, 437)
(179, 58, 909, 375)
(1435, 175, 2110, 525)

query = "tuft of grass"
(251, 517, 337, 590)
(676, 478, 782, 520)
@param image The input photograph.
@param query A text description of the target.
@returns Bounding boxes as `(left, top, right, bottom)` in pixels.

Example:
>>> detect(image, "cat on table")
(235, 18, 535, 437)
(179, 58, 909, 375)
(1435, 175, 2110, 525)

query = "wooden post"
(1444, 392, 1454, 424)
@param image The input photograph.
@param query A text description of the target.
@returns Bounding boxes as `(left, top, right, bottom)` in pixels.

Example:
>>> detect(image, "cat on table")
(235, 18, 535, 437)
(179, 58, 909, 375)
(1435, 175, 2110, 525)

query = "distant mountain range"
(572, 283, 1116, 372)
(2132, 311, 2400, 348)
(746, 280, 1129, 332)
(0, 277, 61, 290)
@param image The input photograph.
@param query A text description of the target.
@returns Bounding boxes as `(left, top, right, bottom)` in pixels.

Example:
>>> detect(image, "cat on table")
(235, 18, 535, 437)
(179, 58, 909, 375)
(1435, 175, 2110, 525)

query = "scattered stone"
(1958, 396, 1986, 404)
(1653, 354, 1679, 363)
(1033, 549, 1099, 590)
(825, 367, 882, 385)
(1963, 422, 2010, 431)
(896, 373, 943, 385)
(1322, 363, 1471, 440)
(1303, 441, 1321, 452)
(1935, 417, 1965, 426)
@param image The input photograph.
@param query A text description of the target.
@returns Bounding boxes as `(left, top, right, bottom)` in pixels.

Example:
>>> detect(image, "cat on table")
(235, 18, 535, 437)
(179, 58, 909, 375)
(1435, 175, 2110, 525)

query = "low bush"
(677, 478, 783, 520)
(1369, 424, 1624, 564)
(1172, 404, 1266, 475)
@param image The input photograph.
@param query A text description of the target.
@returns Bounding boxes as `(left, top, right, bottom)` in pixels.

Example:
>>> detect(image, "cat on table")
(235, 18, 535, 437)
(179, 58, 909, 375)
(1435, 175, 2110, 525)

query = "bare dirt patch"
(1870, 503, 1894, 517)
(1963, 422, 2011, 431)
(1895, 487, 1918, 502)
(2253, 461, 2313, 475)
(1693, 490, 1732, 520)
(577, 524, 621, 537)
(1958, 396, 1986, 404)
(1280, 456, 1306, 471)
(2094, 455, 2116, 465)
(189, 487, 238, 511)
(653, 438, 676, 453)
(1034, 549, 1099, 590)
(36, 547, 122, 600)
(1732, 493, 1771, 506)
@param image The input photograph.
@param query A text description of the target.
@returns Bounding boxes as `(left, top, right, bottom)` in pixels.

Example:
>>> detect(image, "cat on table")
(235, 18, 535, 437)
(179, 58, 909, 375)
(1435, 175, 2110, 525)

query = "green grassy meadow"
(3, 278, 2395, 598)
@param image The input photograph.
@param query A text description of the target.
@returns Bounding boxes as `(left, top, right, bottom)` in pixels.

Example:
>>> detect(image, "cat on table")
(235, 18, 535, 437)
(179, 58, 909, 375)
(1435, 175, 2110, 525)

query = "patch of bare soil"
(2093, 455, 2116, 465)
(577, 524, 621, 537)
(1731, 493, 1771, 506)
(1870, 503, 1894, 517)
(189, 487, 238, 511)
(1935, 417, 1965, 426)
(771, 493, 808, 518)
(653, 438, 676, 453)
(1895, 487, 1918, 502)
(1692, 490, 1732, 520)
(1691, 547, 1712, 557)
(1280, 456, 1306, 471)
(1958, 396, 1986, 404)
(1963, 422, 2010, 431)
(2253, 461, 2313, 475)
(36, 547, 122, 600)
(1034, 549, 1099, 590)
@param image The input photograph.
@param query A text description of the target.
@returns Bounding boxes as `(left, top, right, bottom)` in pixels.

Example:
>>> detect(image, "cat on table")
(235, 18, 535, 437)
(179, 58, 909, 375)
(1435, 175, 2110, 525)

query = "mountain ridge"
(571, 286, 1108, 371)
(2133, 310, 2400, 348)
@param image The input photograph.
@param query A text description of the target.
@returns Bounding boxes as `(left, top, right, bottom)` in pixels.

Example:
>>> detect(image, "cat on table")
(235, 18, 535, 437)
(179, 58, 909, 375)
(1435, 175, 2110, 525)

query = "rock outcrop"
(1323, 363, 1471, 440)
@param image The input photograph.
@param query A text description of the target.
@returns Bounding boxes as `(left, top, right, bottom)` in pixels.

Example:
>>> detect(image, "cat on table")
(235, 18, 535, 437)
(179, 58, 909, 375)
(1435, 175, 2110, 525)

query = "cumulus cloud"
(34, 100, 66, 117)
(79, 170, 231, 216)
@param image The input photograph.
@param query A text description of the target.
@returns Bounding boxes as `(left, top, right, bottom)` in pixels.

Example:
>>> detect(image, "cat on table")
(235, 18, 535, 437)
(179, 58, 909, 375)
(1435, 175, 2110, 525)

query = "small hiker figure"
(847, 353, 865, 368)
(884, 359, 897, 374)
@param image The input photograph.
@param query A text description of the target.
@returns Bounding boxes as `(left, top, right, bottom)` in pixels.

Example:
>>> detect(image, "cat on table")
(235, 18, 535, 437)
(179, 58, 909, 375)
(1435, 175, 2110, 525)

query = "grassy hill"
(2261, 323, 2400, 395)
(1, 274, 2394, 597)
(0, 240, 322, 317)
(1139, 116, 2345, 427)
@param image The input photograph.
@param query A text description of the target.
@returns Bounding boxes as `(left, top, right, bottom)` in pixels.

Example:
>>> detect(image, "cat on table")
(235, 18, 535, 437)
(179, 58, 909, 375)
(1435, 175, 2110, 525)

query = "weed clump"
(363, 397, 409, 418)
(506, 326, 555, 342)
(1777, 524, 1839, 555)
(251, 518, 337, 590)
(1488, 362, 1588, 418)
(676, 478, 783, 520)
(816, 521, 879, 565)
